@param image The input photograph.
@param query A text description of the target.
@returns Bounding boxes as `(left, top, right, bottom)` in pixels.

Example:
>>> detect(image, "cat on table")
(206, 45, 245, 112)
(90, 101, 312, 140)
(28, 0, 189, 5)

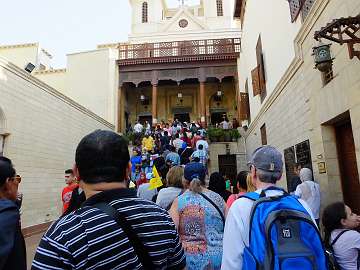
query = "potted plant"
(216, 128, 225, 142)
(207, 127, 217, 142)
(230, 129, 240, 142)
(224, 130, 232, 142)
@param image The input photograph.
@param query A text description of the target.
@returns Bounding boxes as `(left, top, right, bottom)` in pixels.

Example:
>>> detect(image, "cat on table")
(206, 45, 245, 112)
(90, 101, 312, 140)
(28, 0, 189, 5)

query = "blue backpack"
(241, 187, 328, 270)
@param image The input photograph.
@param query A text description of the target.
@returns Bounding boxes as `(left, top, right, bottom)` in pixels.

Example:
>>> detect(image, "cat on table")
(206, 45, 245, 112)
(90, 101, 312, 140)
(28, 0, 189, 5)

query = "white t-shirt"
(196, 139, 209, 152)
(134, 123, 143, 133)
(221, 188, 316, 270)
(331, 229, 360, 270)
(295, 181, 321, 219)
(172, 138, 183, 151)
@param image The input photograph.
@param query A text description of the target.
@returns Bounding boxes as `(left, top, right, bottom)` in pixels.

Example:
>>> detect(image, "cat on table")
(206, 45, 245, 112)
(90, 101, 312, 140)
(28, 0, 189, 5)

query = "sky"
(0, 0, 200, 68)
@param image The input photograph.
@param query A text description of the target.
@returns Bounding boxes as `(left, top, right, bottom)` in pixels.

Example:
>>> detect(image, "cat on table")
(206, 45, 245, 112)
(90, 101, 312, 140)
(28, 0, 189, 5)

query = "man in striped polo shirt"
(32, 130, 186, 270)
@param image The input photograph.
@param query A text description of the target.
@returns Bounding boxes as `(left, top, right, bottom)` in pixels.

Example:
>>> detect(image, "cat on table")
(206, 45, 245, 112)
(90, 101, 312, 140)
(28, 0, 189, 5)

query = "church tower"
(129, 0, 167, 35)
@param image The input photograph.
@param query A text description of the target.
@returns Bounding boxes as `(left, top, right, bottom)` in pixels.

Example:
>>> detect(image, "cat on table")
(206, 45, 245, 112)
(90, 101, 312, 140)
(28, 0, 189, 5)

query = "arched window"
(216, 0, 223, 16)
(142, 2, 148, 23)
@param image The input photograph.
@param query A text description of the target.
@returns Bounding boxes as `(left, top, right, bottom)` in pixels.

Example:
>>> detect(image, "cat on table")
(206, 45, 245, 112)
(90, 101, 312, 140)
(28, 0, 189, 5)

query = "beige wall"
(34, 69, 67, 94)
(0, 44, 39, 70)
(0, 57, 114, 228)
(242, 0, 360, 208)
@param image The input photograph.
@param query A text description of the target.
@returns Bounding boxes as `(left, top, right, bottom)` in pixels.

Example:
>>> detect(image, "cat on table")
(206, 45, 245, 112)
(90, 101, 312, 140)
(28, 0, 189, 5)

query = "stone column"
(152, 83, 158, 126)
(117, 84, 125, 133)
(199, 80, 206, 127)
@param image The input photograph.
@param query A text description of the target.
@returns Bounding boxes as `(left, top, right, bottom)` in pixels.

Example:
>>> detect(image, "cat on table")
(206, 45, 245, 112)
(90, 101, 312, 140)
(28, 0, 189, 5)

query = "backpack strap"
(330, 229, 350, 247)
(199, 193, 225, 225)
(93, 202, 155, 269)
(238, 192, 260, 201)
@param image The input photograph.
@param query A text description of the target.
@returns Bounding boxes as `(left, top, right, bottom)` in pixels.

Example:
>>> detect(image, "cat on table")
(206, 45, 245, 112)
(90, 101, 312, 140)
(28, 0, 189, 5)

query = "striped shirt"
(32, 188, 186, 270)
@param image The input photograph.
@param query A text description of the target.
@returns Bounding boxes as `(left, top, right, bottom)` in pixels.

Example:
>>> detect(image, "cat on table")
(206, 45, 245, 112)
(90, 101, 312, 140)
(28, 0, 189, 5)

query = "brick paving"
(25, 233, 43, 270)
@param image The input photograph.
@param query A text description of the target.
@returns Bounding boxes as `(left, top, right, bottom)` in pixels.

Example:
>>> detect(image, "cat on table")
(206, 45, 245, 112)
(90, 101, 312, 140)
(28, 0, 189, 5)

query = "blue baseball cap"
(248, 145, 283, 173)
(184, 162, 206, 182)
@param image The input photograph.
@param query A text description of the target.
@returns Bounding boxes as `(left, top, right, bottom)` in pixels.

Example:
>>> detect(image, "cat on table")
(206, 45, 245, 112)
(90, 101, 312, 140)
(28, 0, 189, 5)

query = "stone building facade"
(0, 57, 113, 230)
(235, 0, 360, 212)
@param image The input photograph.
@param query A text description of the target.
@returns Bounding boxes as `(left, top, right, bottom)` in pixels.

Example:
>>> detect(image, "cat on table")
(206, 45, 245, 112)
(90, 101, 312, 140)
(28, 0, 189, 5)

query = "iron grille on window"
(301, 0, 315, 20)
(216, 0, 223, 17)
(288, 0, 315, 22)
(142, 2, 148, 23)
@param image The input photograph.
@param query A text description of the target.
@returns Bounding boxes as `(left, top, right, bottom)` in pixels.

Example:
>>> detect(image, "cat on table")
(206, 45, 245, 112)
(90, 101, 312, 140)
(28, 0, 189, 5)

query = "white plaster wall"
(237, 0, 302, 121)
(0, 57, 113, 228)
(66, 49, 118, 124)
(243, 0, 360, 208)
(0, 45, 39, 70)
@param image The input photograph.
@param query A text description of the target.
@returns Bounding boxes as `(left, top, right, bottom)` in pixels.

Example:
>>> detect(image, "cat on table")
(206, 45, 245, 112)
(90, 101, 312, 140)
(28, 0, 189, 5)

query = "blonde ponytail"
(189, 178, 202, 193)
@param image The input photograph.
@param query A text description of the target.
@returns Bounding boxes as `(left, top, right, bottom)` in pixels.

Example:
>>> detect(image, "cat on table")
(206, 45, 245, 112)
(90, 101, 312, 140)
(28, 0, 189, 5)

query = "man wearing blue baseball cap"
(221, 145, 317, 270)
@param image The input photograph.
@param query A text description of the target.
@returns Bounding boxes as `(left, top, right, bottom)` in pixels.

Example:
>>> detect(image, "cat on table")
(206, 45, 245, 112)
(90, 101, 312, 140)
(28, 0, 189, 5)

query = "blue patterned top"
(178, 190, 225, 270)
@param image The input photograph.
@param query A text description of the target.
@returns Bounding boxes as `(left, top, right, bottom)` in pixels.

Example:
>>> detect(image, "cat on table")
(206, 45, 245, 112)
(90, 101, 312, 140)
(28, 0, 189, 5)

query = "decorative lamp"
(217, 90, 222, 97)
(140, 94, 145, 101)
(177, 92, 183, 99)
(312, 42, 334, 72)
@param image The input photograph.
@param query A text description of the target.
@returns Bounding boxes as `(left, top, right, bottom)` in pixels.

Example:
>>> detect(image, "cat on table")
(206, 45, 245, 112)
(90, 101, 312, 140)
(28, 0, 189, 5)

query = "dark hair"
(322, 202, 347, 248)
(65, 169, 73, 174)
(169, 145, 176, 152)
(236, 171, 248, 191)
(75, 130, 130, 184)
(164, 131, 168, 136)
(208, 172, 226, 193)
(198, 144, 204, 150)
(175, 133, 179, 139)
(0, 157, 16, 187)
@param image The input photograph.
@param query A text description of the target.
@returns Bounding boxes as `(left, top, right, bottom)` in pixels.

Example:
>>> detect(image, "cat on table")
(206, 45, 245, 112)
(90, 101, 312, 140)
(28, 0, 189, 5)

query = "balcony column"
(117, 84, 125, 133)
(199, 80, 206, 127)
(152, 83, 158, 126)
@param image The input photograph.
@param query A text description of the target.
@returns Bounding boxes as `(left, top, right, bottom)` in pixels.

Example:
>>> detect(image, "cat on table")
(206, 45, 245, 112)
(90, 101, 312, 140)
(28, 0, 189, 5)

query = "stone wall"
(0, 57, 114, 228)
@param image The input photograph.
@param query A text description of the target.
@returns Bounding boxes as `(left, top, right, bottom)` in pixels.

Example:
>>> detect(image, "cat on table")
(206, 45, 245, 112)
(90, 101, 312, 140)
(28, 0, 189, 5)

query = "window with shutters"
(260, 124, 267, 145)
(287, 0, 315, 23)
(216, 0, 223, 17)
(240, 92, 250, 122)
(251, 66, 261, 97)
(256, 35, 267, 102)
(142, 2, 148, 23)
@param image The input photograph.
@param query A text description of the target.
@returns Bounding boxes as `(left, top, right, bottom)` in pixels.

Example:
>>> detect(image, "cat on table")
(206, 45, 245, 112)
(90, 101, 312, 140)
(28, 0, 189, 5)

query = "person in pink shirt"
(226, 171, 256, 208)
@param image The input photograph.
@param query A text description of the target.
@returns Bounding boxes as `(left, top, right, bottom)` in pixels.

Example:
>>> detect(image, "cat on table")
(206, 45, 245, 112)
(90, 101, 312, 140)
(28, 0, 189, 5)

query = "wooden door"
(336, 121, 360, 214)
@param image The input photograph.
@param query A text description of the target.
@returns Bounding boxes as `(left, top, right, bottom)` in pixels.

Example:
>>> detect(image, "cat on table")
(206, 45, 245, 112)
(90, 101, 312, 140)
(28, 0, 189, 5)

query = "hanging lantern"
(177, 92, 183, 98)
(140, 94, 145, 101)
(312, 42, 334, 72)
(217, 90, 222, 97)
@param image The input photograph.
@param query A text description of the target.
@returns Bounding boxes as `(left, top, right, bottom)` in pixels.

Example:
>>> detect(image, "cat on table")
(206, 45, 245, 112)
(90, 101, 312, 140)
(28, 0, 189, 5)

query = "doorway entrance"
(211, 112, 227, 125)
(335, 120, 360, 214)
(218, 154, 237, 188)
(138, 115, 152, 126)
(174, 113, 190, 123)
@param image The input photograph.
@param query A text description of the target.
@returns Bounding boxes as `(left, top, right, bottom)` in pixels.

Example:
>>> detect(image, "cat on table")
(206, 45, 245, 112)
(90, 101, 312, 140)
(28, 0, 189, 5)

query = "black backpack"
(326, 230, 349, 270)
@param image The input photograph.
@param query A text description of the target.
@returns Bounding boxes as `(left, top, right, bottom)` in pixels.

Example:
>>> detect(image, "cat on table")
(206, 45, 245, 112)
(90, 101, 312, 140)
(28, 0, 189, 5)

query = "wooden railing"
(118, 38, 241, 64)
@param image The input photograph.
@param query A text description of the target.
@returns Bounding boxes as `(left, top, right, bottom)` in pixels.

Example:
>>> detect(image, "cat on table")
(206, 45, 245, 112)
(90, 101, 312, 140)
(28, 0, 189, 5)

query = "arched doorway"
(209, 93, 228, 125)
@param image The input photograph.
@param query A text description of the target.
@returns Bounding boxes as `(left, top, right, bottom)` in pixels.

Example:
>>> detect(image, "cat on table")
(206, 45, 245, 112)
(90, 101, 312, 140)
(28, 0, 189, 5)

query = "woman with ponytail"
(322, 202, 360, 270)
(169, 162, 227, 270)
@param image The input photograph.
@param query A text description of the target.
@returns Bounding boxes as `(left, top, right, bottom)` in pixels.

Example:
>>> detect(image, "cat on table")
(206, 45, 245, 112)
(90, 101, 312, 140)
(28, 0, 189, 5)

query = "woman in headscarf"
(295, 168, 321, 225)
(169, 163, 227, 270)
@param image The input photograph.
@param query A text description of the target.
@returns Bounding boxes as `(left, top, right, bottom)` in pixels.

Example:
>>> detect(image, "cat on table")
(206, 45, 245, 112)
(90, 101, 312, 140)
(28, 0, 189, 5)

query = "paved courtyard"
(25, 233, 43, 269)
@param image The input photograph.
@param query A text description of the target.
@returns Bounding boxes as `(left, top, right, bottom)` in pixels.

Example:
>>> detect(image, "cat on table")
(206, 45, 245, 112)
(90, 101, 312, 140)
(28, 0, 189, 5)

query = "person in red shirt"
(61, 169, 78, 213)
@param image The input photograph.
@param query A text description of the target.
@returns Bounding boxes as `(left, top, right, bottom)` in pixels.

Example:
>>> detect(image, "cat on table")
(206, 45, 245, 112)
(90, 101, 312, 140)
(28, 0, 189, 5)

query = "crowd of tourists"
(1, 127, 360, 269)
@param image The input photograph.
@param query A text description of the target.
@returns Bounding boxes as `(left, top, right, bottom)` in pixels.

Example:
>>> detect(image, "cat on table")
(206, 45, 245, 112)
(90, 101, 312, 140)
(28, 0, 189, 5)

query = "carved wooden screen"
(256, 35, 267, 102)
(251, 66, 260, 97)
(142, 2, 148, 23)
(288, 0, 302, 22)
(217, 0, 223, 16)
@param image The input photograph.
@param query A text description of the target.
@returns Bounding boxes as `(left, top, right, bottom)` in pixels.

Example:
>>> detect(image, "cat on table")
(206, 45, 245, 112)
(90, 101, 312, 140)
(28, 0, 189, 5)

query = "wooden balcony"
(118, 38, 241, 66)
